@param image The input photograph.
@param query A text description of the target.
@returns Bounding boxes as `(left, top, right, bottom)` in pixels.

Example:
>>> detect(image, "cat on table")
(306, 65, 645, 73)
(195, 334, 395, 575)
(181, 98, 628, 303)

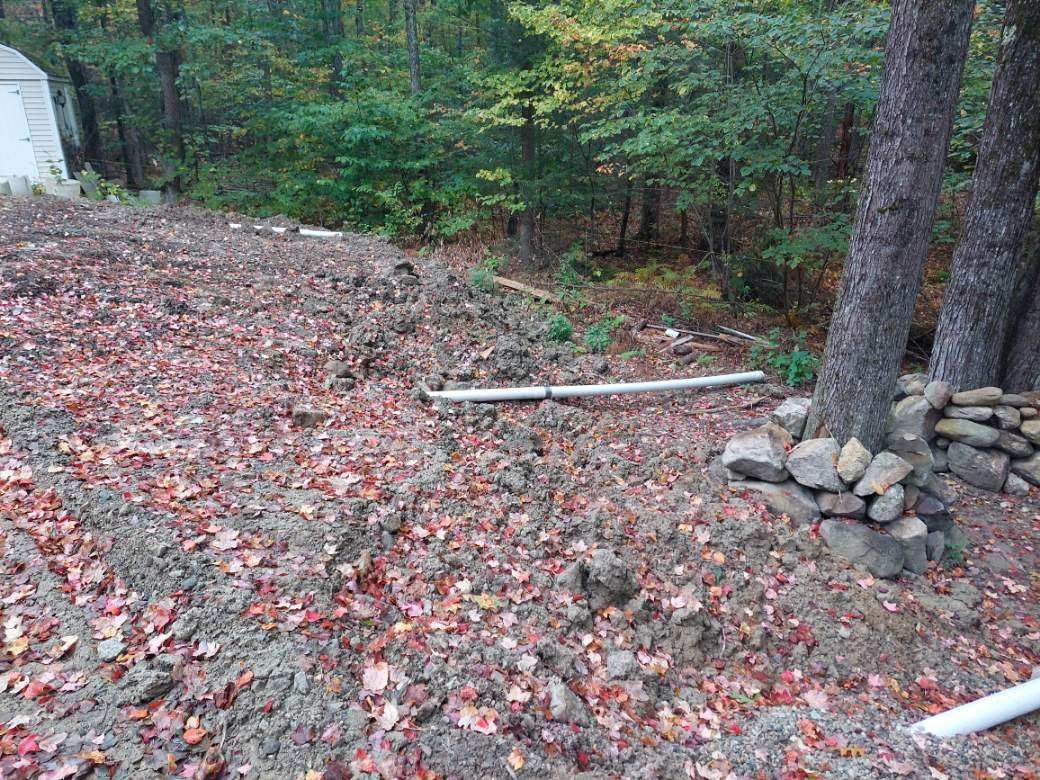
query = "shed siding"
(0, 46, 46, 81)
(18, 80, 67, 178)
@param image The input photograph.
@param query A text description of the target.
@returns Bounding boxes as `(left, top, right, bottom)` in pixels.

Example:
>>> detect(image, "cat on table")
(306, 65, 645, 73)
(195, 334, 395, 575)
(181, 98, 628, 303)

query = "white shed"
(1, 43, 82, 183)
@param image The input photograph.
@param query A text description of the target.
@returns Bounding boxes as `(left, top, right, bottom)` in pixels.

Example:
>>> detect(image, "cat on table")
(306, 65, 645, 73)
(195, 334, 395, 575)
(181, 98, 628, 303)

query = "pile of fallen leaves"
(0, 196, 1037, 779)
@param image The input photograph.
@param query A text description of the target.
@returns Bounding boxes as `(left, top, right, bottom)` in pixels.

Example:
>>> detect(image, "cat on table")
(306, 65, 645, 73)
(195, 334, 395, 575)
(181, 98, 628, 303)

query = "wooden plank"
(493, 276, 562, 303)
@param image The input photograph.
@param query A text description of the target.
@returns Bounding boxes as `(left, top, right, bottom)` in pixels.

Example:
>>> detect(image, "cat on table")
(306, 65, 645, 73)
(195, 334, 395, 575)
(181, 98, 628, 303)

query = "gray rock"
(836, 437, 872, 483)
(1020, 419, 1040, 445)
(819, 519, 905, 579)
(931, 445, 949, 473)
(995, 430, 1034, 458)
(919, 471, 957, 505)
(815, 490, 866, 519)
(915, 495, 952, 532)
(324, 359, 353, 378)
(903, 484, 920, 510)
(1010, 452, 1040, 487)
(291, 405, 327, 428)
(935, 437, 950, 448)
(293, 669, 311, 694)
(120, 665, 175, 704)
(853, 451, 913, 497)
(926, 531, 945, 561)
(605, 650, 637, 680)
(867, 484, 905, 524)
(1000, 393, 1031, 407)
(98, 637, 126, 663)
(556, 560, 585, 593)
(947, 442, 1009, 492)
(1004, 471, 1032, 496)
(770, 397, 811, 439)
(934, 418, 1000, 448)
(1021, 406, 1038, 419)
(993, 405, 1021, 430)
(585, 549, 639, 609)
(896, 372, 928, 397)
(950, 386, 1002, 406)
(549, 682, 590, 725)
(885, 433, 934, 485)
(943, 405, 994, 422)
(924, 380, 953, 409)
(887, 516, 928, 574)
(886, 396, 941, 440)
(786, 438, 844, 491)
(729, 479, 821, 524)
(721, 423, 792, 482)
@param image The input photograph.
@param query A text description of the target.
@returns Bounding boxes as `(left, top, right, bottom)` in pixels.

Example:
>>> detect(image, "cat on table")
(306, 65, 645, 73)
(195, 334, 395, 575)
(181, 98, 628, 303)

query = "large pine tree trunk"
(1003, 239, 1040, 391)
(805, 0, 973, 452)
(928, 0, 1040, 390)
(404, 0, 421, 95)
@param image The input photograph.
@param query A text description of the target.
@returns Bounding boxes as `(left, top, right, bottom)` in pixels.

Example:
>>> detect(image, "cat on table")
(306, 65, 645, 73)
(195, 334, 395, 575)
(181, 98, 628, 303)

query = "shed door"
(0, 84, 38, 178)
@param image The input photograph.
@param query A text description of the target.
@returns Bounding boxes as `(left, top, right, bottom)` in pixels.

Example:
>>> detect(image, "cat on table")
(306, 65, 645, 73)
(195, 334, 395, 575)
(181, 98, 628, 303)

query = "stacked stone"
(719, 375, 1039, 580)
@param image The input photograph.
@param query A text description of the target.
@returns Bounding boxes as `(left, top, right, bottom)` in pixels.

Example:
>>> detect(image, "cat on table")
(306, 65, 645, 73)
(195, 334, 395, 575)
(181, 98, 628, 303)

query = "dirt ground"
(1, 196, 1037, 779)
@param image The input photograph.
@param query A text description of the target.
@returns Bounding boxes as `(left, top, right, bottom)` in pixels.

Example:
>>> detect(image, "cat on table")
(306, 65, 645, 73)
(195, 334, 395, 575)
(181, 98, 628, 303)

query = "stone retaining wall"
(719, 375, 1039, 578)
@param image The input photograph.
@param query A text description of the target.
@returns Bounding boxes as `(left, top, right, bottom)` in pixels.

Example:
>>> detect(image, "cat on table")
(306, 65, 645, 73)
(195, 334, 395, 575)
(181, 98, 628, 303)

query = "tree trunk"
(355, 0, 363, 35)
(1003, 233, 1040, 391)
(617, 178, 632, 257)
(812, 91, 839, 205)
(805, 0, 974, 451)
(108, 74, 146, 188)
(928, 0, 1040, 390)
(404, 0, 421, 95)
(136, 0, 185, 198)
(50, 0, 103, 168)
(635, 183, 660, 242)
(320, 0, 345, 94)
(517, 100, 536, 264)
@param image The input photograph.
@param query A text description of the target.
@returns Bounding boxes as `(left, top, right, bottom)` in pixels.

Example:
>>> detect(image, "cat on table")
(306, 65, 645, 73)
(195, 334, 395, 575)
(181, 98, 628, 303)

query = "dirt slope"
(0, 197, 1038, 779)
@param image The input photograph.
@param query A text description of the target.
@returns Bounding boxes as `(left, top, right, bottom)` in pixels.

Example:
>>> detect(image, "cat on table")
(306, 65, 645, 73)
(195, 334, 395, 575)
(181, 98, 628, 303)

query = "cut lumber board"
(493, 276, 561, 303)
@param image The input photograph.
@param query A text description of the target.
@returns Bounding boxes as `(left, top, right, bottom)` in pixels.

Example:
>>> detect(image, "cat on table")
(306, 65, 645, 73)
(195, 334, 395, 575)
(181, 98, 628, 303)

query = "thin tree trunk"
(321, 0, 345, 95)
(108, 74, 145, 187)
(805, 0, 974, 451)
(617, 178, 632, 258)
(1003, 233, 1040, 391)
(518, 100, 536, 264)
(635, 183, 660, 241)
(928, 0, 1040, 390)
(136, 0, 185, 198)
(404, 0, 421, 95)
(50, 0, 103, 168)
(355, 0, 363, 35)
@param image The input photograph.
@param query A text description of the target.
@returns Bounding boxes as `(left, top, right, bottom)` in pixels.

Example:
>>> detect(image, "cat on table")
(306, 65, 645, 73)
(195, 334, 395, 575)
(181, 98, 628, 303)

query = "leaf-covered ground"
(1, 197, 1037, 779)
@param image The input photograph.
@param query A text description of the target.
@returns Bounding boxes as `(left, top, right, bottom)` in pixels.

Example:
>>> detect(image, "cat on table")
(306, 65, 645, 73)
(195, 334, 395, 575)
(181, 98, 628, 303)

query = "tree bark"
(617, 178, 632, 257)
(1003, 234, 1040, 391)
(355, 0, 363, 36)
(404, 0, 421, 95)
(108, 74, 146, 188)
(320, 0, 345, 95)
(805, 0, 974, 451)
(136, 0, 185, 198)
(928, 0, 1040, 390)
(50, 0, 103, 168)
(635, 183, 660, 241)
(517, 100, 536, 264)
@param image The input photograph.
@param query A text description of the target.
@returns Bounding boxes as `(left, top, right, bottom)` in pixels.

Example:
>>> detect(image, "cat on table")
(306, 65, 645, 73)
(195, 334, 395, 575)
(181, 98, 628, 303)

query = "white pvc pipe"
(427, 371, 765, 403)
(299, 227, 342, 239)
(910, 677, 1040, 737)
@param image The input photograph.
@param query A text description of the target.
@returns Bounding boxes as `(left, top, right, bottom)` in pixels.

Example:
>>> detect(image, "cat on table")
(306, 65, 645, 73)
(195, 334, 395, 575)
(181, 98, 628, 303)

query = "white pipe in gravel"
(427, 371, 765, 403)
(910, 677, 1040, 737)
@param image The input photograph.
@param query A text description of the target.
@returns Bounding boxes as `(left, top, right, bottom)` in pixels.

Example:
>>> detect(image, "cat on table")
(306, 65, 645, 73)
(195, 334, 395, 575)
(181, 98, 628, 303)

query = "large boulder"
(885, 433, 934, 486)
(853, 451, 913, 497)
(994, 430, 1034, 458)
(1010, 453, 1040, 487)
(943, 405, 994, 422)
(947, 443, 1009, 492)
(888, 516, 928, 574)
(729, 479, 820, 524)
(1020, 419, 1040, 445)
(836, 438, 872, 483)
(919, 471, 957, 505)
(999, 393, 1031, 407)
(886, 396, 941, 440)
(786, 438, 844, 491)
(721, 424, 792, 482)
(950, 387, 1002, 406)
(934, 418, 1000, 448)
(867, 484, 905, 524)
(924, 380, 953, 409)
(815, 491, 866, 520)
(770, 397, 811, 439)
(1004, 472, 1032, 496)
(819, 519, 904, 579)
(992, 405, 1021, 430)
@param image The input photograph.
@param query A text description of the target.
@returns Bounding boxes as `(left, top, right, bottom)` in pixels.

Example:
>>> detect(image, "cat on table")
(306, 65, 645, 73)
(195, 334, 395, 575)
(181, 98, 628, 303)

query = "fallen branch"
(493, 276, 562, 303)
(688, 396, 765, 415)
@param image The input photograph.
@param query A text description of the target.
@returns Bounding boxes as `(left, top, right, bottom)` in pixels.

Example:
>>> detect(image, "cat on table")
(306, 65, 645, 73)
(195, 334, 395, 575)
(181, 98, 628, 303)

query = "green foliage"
(750, 328, 819, 386)
(546, 313, 574, 343)
(695, 354, 717, 367)
(469, 254, 503, 293)
(584, 314, 626, 354)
